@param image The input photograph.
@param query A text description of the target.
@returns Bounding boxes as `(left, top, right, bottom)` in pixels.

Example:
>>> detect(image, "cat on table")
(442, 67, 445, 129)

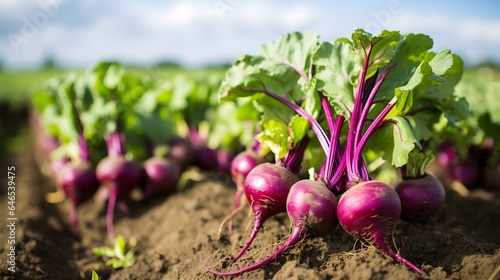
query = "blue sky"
(1, 0, 499, 69)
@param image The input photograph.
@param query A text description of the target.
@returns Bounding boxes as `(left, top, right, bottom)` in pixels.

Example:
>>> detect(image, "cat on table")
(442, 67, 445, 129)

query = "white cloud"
(62, 0, 325, 66)
(165, 2, 198, 26)
(459, 18, 500, 44)
(279, 4, 318, 29)
(388, 13, 500, 64)
(121, 1, 214, 32)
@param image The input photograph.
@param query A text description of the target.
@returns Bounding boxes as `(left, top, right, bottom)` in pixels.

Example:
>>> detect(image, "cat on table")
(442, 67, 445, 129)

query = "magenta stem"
(78, 135, 90, 163)
(320, 93, 337, 182)
(241, 87, 330, 155)
(188, 125, 206, 148)
(354, 68, 391, 148)
(326, 115, 345, 188)
(350, 67, 393, 179)
(283, 136, 309, 174)
(345, 44, 373, 183)
(251, 137, 261, 153)
(281, 60, 309, 83)
(330, 155, 346, 188)
(106, 132, 124, 158)
(352, 101, 396, 177)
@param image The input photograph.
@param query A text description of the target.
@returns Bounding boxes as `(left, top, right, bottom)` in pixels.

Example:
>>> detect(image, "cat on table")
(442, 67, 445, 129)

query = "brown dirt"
(1, 125, 500, 280)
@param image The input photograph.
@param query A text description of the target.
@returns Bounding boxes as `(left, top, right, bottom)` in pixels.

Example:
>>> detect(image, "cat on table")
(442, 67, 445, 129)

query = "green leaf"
(289, 115, 310, 145)
(123, 251, 136, 267)
(380, 46, 466, 137)
(137, 113, 176, 144)
(314, 40, 359, 117)
(478, 114, 500, 144)
(405, 113, 438, 141)
(439, 97, 469, 128)
(404, 142, 436, 178)
(351, 29, 401, 78)
(114, 236, 127, 259)
(216, 41, 316, 157)
(257, 119, 291, 159)
(207, 101, 247, 150)
(302, 76, 321, 119)
(92, 246, 116, 258)
(219, 55, 260, 101)
(367, 116, 420, 167)
(91, 271, 99, 280)
(251, 91, 307, 158)
(106, 259, 127, 269)
(220, 32, 319, 103)
(428, 49, 454, 76)
(104, 63, 125, 89)
(258, 31, 319, 77)
(315, 29, 400, 118)
(417, 51, 463, 100)
(235, 98, 261, 123)
(93, 236, 136, 270)
(386, 61, 433, 117)
(286, 77, 318, 146)
(133, 89, 177, 144)
(455, 69, 500, 124)
(253, 93, 296, 125)
(376, 33, 434, 102)
(486, 79, 500, 124)
(219, 55, 293, 101)
(392, 33, 433, 63)
(413, 53, 466, 130)
(170, 76, 193, 110)
(32, 90, 55, 114)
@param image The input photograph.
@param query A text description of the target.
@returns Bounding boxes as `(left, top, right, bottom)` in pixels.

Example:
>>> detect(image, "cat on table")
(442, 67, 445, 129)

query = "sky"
(0, 0, 499, 70)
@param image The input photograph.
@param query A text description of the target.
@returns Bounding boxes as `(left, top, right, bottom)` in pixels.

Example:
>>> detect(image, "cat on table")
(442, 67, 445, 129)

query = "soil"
(1, 109, 500, 280)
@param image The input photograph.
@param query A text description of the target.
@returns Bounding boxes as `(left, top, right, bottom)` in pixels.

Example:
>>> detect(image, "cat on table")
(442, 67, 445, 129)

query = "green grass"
(0, 68, 67, 104)
(0, 65, 496, 108)
(0, 65, 228, 105)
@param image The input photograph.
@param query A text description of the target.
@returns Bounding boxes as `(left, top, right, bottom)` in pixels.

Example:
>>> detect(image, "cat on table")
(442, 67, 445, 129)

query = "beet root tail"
(232, 217, 263, 262)
(197, 227, 302, 276)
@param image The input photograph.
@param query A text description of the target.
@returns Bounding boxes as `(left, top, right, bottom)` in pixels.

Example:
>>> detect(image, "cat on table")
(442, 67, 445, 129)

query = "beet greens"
(33, 74, 99, 235)
(314, 29, 465, 273)
(30, 27, 475, 276)
(198, 31, 346, 275)
(198, 28, 467, 276)
(86, 62, 145, 242)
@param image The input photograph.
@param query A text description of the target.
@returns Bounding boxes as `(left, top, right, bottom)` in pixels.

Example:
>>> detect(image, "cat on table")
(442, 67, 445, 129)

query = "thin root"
(217, 202, 247, 240)
(488, 265, 500, 280)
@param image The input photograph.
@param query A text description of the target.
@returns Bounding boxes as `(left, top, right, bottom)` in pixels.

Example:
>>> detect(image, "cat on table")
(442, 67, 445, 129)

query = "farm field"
(1, 31, 500, 280)
(0, 122, 499, 279)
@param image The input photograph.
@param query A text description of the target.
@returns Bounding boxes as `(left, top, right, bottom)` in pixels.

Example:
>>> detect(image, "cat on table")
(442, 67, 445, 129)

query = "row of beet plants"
(31, 62, 255, 246)
(197, 28, 468, 276)
(429, 68, 500, 193)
